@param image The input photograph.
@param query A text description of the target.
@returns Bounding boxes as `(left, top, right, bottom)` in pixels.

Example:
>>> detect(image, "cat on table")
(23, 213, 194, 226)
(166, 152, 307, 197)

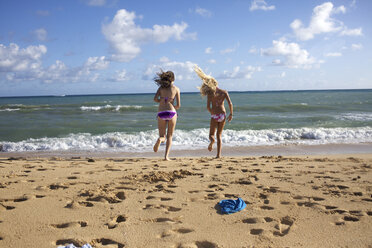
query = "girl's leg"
(216, 120, 226, 158)
(208, 118, 218, 151)
(154, 117, 167, 152)
(164, 115, 177, 160)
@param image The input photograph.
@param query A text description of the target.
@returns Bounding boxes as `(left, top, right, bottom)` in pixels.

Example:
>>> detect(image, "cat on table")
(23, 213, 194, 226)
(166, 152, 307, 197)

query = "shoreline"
(1, 142, 371, 158)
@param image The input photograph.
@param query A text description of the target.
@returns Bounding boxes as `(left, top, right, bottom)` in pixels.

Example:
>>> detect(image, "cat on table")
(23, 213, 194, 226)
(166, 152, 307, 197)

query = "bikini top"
(160, 96, 174, 103)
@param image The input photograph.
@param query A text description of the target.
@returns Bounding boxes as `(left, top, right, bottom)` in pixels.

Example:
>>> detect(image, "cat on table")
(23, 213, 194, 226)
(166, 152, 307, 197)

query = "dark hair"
(154, 70, 175, 88)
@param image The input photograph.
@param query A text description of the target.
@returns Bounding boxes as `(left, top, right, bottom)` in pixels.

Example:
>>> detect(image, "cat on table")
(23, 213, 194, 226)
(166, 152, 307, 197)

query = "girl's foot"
(164, 156, 171, 161)
(153, 137, 165, 152)
(208, 140, 214, 151)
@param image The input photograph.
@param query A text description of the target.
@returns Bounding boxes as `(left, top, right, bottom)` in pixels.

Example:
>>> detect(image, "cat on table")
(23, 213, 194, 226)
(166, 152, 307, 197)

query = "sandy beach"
(0, 150, 371, 248)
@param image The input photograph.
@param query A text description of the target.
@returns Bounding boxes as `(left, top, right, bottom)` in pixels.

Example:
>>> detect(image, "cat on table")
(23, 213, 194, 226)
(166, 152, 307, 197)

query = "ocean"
(1, 89, 372, 153)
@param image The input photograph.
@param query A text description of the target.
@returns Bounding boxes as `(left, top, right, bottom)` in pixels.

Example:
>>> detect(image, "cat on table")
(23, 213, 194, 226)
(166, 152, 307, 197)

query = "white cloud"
(208, 59, 217, 64)
(262, 40, 317, 68)
(290, 2, 362, 41)
(0, 43, 110, 83)
(102, 9, 196, 62)
(340, 27, 363, 36)
(110, 69, 129, 82)
(267, 71, 286, 78)
(220, 48, 235, 54)
(0, 43, 46, 72)
(351, 43, 363, 50)
(33, 28, 48, 41)
(325, 52, 342, 57)
(218, 65, 261, 79)
(84, 56, 109, 70)
(290, 2, 344, 41)
(250, 0, 275, 11)
(249, 47, 258, 54)
(143, 57, 196, 81)
(220, 42, 240, 54)
(205, 47, 213, 54)
(195, 7, 212, 18)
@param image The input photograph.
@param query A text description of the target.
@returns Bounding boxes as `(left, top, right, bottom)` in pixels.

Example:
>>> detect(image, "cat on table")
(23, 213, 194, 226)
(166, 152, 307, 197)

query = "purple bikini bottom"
(157, 111, 177, 121)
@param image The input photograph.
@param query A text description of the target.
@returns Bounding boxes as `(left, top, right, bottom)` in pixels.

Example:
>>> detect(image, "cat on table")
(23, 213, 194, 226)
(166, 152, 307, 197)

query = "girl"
(153, 70, 181, 161)
(194, 65, 233, 158)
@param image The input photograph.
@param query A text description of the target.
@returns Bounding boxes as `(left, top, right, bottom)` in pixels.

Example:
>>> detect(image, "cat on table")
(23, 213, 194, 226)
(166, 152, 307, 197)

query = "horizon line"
(1, 88, 371, 98)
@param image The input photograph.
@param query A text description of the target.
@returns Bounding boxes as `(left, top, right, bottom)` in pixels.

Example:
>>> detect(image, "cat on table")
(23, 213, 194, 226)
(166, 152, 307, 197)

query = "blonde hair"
(194, 65, 218, 96)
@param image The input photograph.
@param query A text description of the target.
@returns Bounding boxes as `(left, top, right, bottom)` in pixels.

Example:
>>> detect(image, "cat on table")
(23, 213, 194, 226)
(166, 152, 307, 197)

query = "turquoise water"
(1, 89, 371, 152)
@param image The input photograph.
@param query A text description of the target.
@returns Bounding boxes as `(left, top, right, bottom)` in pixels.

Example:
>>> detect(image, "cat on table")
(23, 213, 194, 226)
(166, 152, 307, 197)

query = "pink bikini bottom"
(211, 113, 226, 122)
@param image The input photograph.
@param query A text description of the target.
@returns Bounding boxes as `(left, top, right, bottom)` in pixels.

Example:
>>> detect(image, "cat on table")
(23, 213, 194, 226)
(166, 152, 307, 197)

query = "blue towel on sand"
(218, 198, 246, 214)
(58, 244, 92, 248)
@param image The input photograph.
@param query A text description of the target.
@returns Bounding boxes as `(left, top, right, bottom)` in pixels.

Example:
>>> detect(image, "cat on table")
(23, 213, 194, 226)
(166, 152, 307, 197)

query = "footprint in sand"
(188, 190, 200, 194)
(159, 228, 194, 238)
(175, 228, 194, 234)
(177, 240, 218, 248)
(204, 193, 221, 200)
(13, 196, 29, 202)
(296, 201, 318, 208)
(260, 205, 275, 210)
(312, 196, 325, 201)
(65, 200, 94, 208)
(56, 239, 85, 247)
(250, 229, 264, 235)
(243, 218, 261, 224)
(273, 216, 295, 237)
(243, 217, 273, 224)
(324, 205, 338, 210)
(349, 210, 364, 216)
(51, 221, 87, 229)
(160, 197, 173, 201)
(224, 193, 239, 198)
(343, 216, 359, 222)
(154, 217, 180, 224)
(0, 204, 15, 210)
(143, 204, 182, 212)
(107, 215, 126, 229)
(49, 183, 69, 190)
(145, 195, 174, 202)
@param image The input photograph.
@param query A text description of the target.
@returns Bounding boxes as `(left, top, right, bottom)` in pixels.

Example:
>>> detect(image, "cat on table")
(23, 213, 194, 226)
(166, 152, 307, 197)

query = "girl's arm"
(226, 92, 233, 122)
(154, 88, 161, 103)
(207, 94, 212, 114)
(174, 88, 181, 110)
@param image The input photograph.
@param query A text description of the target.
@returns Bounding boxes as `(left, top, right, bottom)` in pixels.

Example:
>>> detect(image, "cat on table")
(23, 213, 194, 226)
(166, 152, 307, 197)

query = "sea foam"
(80, 105, 143, 111)
(2, 127, 371, 152)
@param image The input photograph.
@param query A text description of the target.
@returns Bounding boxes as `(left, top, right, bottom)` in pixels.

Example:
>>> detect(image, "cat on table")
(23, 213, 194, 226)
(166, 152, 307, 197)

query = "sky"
(0, 0, 371, 96)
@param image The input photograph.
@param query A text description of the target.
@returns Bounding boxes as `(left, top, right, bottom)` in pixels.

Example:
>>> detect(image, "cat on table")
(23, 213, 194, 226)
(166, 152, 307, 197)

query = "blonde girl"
(194, 65, 233, 158)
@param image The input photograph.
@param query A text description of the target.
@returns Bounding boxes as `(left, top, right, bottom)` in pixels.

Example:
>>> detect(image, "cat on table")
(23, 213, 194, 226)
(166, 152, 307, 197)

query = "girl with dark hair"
(153, 70, 181, 160)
